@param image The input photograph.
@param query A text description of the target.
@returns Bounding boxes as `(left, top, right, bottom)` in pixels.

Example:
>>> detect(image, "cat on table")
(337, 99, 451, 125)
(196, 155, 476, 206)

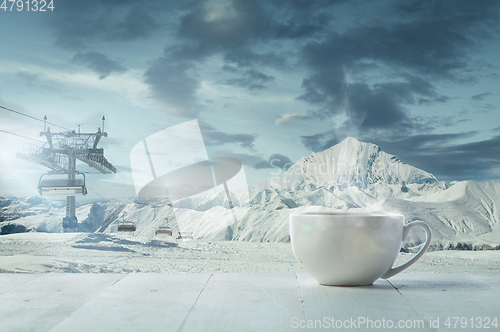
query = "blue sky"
(1, 0, 500, 200)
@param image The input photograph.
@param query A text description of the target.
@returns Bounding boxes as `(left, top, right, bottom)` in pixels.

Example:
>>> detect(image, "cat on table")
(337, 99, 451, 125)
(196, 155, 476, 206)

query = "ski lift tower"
(16, 116, 116, 232)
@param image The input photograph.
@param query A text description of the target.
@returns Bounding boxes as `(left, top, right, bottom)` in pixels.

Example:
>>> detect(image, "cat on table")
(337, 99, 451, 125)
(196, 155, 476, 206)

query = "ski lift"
(37, 173, 87, 196)
(117, 211, 136, 232)
(155, 226, 172, 236)
(117, 221, 136, 232)
(155, 218, 172, 236)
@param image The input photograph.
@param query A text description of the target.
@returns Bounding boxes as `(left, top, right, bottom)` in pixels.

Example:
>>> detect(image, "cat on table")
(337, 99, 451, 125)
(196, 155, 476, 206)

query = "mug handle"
(381, 220, 432, 279)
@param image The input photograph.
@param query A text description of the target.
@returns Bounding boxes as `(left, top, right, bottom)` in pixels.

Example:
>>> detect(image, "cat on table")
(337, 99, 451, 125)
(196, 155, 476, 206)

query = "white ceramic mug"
(290, 212, 432, 286)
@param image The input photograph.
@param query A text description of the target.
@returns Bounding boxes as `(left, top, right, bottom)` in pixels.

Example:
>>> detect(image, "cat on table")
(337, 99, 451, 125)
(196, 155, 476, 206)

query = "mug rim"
(290, 211, 404, 218)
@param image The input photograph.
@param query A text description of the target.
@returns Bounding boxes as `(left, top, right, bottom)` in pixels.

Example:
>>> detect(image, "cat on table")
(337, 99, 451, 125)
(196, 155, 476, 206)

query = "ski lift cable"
(86, 185, 130, 205)
(86, 185, 106, 200)
(0, 129, 46, 143)
(0, 105, 72, 131)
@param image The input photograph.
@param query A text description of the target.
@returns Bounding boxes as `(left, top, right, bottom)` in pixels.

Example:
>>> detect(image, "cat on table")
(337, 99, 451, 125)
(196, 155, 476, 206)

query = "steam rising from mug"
(336, 66, 366, 142)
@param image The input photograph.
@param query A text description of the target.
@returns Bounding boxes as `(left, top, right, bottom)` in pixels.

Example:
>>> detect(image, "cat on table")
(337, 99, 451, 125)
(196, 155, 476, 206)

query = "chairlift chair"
(117, 221, 136, 232)
(37, 173, 87, 196)
(155, 226, 172, 236)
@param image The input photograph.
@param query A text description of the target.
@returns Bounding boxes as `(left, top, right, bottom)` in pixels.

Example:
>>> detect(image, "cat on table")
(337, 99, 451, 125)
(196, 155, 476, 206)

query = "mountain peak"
(336, 136, 363, 145)
(271, 137, 437, 191)
(327, 136, 380, 151)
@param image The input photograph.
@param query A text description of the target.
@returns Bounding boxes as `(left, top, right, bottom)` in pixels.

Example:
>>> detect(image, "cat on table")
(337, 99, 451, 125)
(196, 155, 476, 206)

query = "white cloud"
(274, 112, 308, 125)
(0, 61, 150, 108)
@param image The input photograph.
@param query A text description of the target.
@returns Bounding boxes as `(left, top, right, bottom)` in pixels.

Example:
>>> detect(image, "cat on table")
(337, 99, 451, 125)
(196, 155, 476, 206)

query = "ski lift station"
(16, 116, 116, 232)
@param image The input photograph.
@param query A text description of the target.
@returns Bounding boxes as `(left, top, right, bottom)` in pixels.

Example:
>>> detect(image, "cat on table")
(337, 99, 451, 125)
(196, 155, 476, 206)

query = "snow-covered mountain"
(270, 137, 438, 192)
(2, 137, 500, 251)
(0, 196, 179, 237)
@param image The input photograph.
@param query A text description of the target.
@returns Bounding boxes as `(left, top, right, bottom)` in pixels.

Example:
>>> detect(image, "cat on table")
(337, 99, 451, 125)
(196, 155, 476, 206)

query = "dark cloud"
(110, 6, 162, 41)
(208, 150, 265, 168)
(303, 130, 479, 156)
(210, 150, 295, 173)
(177, 0, 329, 49)
(369, 132, 500, 182)
(471, 92, 492, 101)
(297, 0, 499, 135)
(46, 1, 162, 49)
(477, 103, 498, 113)
(254, 153, 293, 170)
(300, 132, 339, 152)
(223, 48, 287, 69)
(177, 1, 268, 49)
(204, 131, 256, 149)
(270, 0, 343, 10)
(143, 0, 339, 114)
(72, 52, 127, 79)
(199, 121, 257, 149)
(402, 135, 500, 181)
(410, 114, 471, 130)
(418, 95, 451, 105)
(221, 65, 274, 90)
(370, 132, 479, 156)
(301, 76, 442, 134)
(143, 58, 199, 116)
(338, 83, 407, 129)
(36, 0, 499, 183)
(301, 133, 325, 151)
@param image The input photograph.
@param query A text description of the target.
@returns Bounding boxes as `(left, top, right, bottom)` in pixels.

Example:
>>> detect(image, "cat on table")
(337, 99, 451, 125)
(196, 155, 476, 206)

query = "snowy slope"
(226, 138, 500, 249)
(2, 137, 500, 250)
